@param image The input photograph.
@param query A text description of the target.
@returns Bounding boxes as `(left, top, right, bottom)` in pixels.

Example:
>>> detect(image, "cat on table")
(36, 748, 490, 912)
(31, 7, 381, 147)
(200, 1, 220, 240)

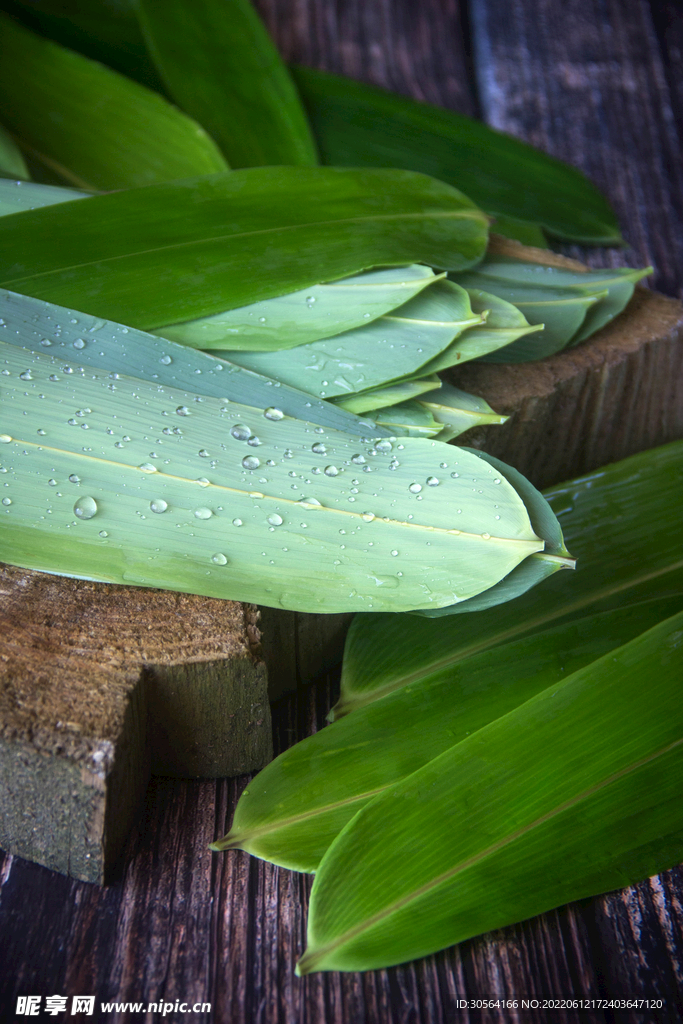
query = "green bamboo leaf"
(219, 279, 484, 400)
(358, 402, 443, 439)
(136, 0, 318, 168)
(334, 378, 441, 415)
(213, 597, 681, 872)
(337, 440, 683, 715)
(0, 0, 160, 89)
(0, 167, 489, 328)
(154, 266, 440, 352)
(415, 383, 508, 441)
(453, 272, 605, 361)
(0, 122, 29, 180)
(291, 65, 623, 245)
(404, 287, 544, 374)
(490, 216, 549, 248)
(455, 257, 652, 358)
(0, 178, 90, 217)
(299, 611, 683, 973)
(0, 317, 545, 615)
(0, 13, 228, 190)
(0, 288, 385, 437)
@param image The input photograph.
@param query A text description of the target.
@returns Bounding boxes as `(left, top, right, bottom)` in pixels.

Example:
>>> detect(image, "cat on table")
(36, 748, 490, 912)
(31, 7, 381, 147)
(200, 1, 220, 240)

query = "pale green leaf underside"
(154, 266, 440, 351)
(334, 378, 440, 415)
(360, 402, 442, 438)
(0, 12, 228, 191)
(300, 612, 683, 973)
(0, 178, 90, 219)
(215, 597, 681, 873)
(217, 279, 483, 399)
(337, 440, 683, 713)
(0, 288, 381, 438)
(0, 342, 543, 615)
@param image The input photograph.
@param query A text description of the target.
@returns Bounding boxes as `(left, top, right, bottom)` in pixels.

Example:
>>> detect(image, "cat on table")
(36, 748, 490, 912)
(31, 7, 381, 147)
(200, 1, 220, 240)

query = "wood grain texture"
(1, 0, 682, 1018)
(0, 564, 270, 882)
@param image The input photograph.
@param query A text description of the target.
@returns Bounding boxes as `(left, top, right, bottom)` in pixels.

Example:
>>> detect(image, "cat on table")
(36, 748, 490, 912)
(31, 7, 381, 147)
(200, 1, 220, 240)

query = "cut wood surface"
(1, 0, 682, 1019)
(0, 564, 270, 882)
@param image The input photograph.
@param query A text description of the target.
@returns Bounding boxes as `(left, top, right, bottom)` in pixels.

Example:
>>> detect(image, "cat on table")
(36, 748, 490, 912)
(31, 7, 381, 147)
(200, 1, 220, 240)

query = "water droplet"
(80, 423, 89, 430)
(324, 465, 339, 477)
(264, 407, 284, 421)
(298, 497, 322, 507)
(0, 435, 12, 443)
(361, 512, 375, 522)
(37, 429, 46, 436)
(409, 482, 422, 493)
(63, 366, 73, 374)
(40, 338, 52, 347)
(73, 496, 97, 519)
(495, 514, 501, 520)
(283, 449, 293, 459)
(99, 530, 108, 538)
(73, 338, 86, 350)
(2, 496, 11, 506)
(312, 442, 327, 455)
(451, 472, 460, 478)
(482, 532, 491, 540)
(114, 442, 125, 448)
(194, 507, 213, 520)
(150, 498, 168, 514)
(249, 491, 264, 499)
(306, 296, 316, 304)
(247, 435, 261, 447)
(363, 312, 371, 318)
(138, 463, 157, 474)
(375, 440, 392, 453)
(176, 406, 191, 416)
(198, 449, 210, 458)
(231, 424, 251, 441)
(242, 455, 260, 470)
(390, 549, 399, 556)
(197, 477, 210, 487)
(48, 479, 57, 486)
(351, 454, 366, 465)
(494, 478, 502, 485)
(427, 476, 440, 486)
(122, 436, 131, 443)
(212, 552, 228, 565)
(258, 316, 267, 323)
(267, 513, 283, 527)
(159, 355, 172, 365)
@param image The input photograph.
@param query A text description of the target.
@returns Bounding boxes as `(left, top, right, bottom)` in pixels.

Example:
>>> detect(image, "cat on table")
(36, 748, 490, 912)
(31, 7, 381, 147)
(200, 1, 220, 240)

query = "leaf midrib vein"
(2, 210, 485, 286)
(304, 735, 683, 967)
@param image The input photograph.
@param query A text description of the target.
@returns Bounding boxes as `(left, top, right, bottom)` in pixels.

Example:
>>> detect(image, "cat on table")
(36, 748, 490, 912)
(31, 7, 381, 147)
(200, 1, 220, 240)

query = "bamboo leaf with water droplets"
(0, 304, 545, 614)
(298, 611, 683, 973)
(0, 167, 489, 329)
(0, 13, 228, 190)
(212, 596, 682, 872)
(336, 441, 683, 716)
(219, 279, 484, 400)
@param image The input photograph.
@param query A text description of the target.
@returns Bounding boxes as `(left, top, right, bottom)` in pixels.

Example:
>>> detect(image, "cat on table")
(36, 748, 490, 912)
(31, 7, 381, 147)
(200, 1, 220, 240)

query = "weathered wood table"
(1, 0, 683, 1020)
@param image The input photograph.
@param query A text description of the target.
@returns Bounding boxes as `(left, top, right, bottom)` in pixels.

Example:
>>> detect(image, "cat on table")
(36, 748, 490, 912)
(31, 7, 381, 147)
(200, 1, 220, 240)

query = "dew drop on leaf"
(231, 424, 251, 441)
(264, 407, 284, 421)
(324, 465, 339, 477)
(267, 513, 283, 526)
(150, 499, 168, 514)
(212, 553, 228, 565)
(409, 482, 422, 493)
(73, 496, 97, 519)
(242, 455, 260, 470)
(194, 507, 213, 520)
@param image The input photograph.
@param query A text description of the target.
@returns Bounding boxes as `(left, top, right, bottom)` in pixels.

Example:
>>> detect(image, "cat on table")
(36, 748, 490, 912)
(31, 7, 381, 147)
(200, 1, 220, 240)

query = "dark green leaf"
(299, 611, 683, 973)
(0, 121, 29, 179)
(292, 65, 622, 245)
(0, 12, 228, 190)
(137, 0, 317, 167)
(0, 167, 489, 328)
(214, 597, 681, 872)
(336, 440, 683, 715)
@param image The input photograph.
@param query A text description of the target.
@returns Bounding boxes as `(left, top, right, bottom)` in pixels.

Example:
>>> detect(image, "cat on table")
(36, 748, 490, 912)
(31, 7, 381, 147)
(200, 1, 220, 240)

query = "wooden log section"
(0, 566, 270, 883)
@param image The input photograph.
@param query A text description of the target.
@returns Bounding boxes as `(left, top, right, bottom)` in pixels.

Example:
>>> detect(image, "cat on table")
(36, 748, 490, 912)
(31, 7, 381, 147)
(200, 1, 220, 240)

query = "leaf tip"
(208, 832, 242, 853)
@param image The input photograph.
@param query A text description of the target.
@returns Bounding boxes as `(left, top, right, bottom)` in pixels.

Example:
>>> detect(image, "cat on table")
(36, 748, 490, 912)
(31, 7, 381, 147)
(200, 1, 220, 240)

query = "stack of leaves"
(211, 440, 683, 972)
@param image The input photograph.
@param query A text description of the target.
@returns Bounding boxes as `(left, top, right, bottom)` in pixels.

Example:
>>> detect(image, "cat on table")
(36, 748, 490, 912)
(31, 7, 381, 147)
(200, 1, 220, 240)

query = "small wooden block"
(0, 565, 270, 883)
